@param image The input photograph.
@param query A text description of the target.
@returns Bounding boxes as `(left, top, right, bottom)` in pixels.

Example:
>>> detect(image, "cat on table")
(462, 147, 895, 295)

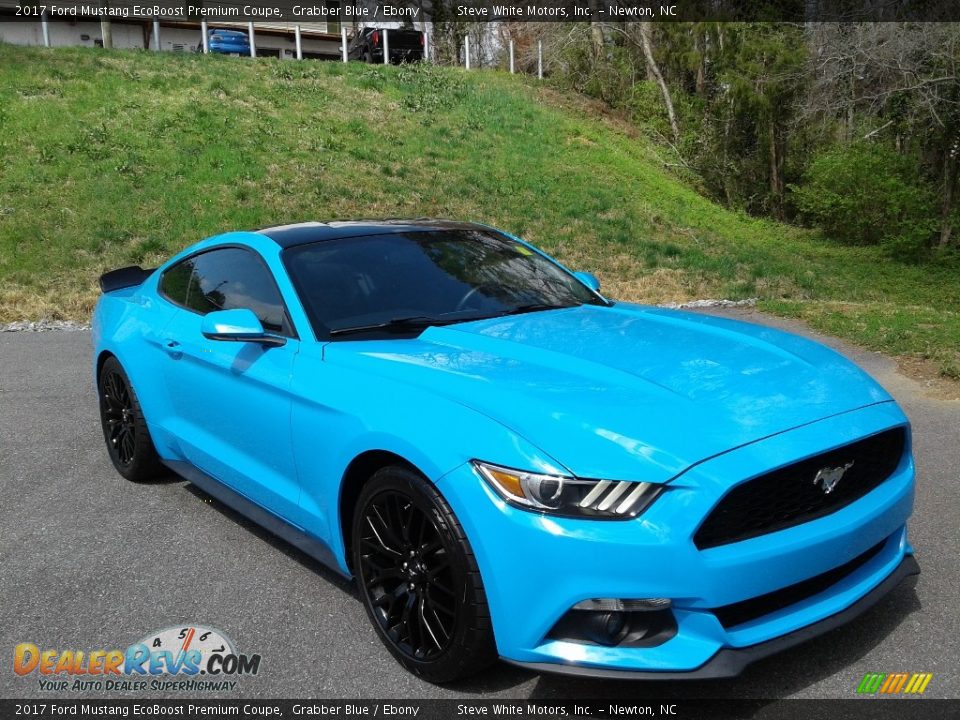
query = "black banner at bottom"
(1, 699, 957, 720)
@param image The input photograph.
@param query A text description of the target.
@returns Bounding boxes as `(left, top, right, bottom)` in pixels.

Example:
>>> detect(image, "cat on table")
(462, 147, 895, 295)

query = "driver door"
(158, 246, 301, 521)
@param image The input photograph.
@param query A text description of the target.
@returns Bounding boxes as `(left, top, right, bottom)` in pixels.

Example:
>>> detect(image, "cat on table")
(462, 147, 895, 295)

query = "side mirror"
(201, 309, 285, 347)
(574, 271, 601, 293)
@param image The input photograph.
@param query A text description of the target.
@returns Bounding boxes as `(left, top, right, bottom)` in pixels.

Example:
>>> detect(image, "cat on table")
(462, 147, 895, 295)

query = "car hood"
(326, 304, 892, 483)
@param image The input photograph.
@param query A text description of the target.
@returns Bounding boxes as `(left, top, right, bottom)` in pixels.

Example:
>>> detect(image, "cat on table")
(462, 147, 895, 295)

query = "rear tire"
(98, 356, 164, 482)
(352, 466, 497, 683)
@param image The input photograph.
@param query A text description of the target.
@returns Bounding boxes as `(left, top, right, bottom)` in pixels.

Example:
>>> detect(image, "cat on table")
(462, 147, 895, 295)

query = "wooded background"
(426, 20, 959, 262)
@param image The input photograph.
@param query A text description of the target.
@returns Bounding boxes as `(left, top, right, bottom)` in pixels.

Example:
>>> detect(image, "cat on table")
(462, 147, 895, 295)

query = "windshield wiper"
(330, 304, 580, 337)
(500, 302, 580, 316)
(329, 315, 456, 338)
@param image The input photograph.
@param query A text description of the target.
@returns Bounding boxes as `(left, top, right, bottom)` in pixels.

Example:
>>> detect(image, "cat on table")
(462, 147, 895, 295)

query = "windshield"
(283, 229, 606, 339)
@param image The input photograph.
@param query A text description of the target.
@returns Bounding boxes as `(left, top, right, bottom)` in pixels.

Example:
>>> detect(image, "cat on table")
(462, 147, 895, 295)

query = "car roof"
(256, 219, 489, 248)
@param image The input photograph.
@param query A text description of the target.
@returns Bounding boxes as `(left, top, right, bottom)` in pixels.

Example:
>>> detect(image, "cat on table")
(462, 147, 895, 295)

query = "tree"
(638, 22, 680, 143)
(801, 23, 960, 247)
(792, 143, 938, 257)
(718, 24, 806, 220)
(542, 20, 958, 249)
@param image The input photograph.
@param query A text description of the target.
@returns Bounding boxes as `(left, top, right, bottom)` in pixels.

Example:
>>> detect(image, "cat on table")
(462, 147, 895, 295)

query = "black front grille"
(711, 539, 886, 628)
(694, 427, 906, 549)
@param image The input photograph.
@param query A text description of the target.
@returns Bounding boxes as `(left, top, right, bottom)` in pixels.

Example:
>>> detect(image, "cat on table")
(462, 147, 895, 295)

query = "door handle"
(163, 339, 183, 359)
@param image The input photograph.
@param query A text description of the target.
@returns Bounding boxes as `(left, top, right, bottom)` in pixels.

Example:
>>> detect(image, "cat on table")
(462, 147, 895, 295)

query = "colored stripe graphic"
(880, 673, 908, 693)
(857, 672, 932, 694)
(904, 673, 933, 694)
(857, 673, 886, 693)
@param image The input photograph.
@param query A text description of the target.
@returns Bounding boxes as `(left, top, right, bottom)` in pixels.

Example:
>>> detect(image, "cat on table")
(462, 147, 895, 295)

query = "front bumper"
(437, 401, 917, 676)
(504, 554, 919, 679)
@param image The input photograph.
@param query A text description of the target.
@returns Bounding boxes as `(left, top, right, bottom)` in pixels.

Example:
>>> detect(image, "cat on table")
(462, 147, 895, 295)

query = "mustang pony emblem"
(813, 461, 855, 494)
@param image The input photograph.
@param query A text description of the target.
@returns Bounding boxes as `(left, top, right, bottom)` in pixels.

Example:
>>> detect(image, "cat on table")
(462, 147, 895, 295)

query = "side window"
(159, 259, 193, 306)
(161, 248, 291, 336)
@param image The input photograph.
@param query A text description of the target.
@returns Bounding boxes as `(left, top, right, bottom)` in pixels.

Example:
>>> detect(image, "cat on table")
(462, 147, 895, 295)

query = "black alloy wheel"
(360, 488, 456, 661)
(101, 368, 136, 465)
(353, 466, 497, 682)
(98, 356, 163, 481)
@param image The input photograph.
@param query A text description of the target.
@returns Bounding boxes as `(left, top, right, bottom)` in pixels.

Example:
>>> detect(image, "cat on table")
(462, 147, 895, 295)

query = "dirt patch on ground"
(535, 85, 642, 139)
(896, 356, 960, 402)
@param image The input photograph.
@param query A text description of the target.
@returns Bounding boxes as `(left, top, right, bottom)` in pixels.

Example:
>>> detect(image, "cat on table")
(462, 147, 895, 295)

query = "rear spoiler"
(99, 265, 155, 294)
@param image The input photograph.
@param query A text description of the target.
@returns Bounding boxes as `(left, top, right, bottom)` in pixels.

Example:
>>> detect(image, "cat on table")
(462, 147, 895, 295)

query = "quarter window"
(160, 247, 291, 336)
(159, 259, 192, 306)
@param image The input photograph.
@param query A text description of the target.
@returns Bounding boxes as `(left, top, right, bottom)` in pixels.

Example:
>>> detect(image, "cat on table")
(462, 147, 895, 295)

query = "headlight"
(472, 461, 663, 519)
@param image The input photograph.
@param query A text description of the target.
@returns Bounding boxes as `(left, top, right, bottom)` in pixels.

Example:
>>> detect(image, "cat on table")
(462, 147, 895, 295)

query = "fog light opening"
(572, 597, 672, 612)
(547, 601, 678, 649)
(583, 611, 628, 646)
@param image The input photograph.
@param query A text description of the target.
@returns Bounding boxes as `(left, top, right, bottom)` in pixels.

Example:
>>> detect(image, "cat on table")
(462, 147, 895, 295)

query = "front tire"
(98, 356, 164, 482)
(352, 466, 497, 683)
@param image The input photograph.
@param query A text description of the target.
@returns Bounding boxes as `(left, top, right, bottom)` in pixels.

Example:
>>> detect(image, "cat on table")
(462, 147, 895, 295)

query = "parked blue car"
(200, 28, 250, 56)
(92, 220, 918, 682)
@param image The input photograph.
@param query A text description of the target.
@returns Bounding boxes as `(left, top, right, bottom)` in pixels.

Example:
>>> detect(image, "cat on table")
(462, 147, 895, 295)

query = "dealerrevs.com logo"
(13, 625, 261, 692)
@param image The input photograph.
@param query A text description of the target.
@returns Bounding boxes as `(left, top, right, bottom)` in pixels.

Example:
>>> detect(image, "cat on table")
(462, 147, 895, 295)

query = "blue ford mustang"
(201, 28, 251, 56)
(92, 220, 918, 682)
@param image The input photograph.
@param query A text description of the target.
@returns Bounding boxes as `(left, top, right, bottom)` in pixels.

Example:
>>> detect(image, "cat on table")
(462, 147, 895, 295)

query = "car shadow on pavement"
(181, 481, 357, 599)
(179, 479, 549, 694)
(143, 469, 188, 484)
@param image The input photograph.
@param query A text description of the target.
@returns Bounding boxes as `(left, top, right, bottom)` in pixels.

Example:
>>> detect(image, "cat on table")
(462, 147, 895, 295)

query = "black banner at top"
(5, 0, 960, 23)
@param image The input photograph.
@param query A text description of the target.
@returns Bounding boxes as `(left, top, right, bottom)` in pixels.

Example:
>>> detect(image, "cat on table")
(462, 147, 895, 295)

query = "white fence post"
(465, 35, 470, 69)
(100, 19, 113, 49)
(382, 28, 389, 65)
(296, 24, 303, 59)
(152, 20, 161, 51)
(248, 22, 256, 57)
(509, 39, 514, 74)
(340, 26, 347, 62)
(201, 20, 209, 53)
(537, 40, 543, 79)
(423, 31, 429, 62)
(41, 13, 50, 47)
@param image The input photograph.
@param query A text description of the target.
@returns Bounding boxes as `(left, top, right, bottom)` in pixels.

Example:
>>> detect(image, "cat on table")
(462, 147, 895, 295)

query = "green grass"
(1, 44, 957, 379)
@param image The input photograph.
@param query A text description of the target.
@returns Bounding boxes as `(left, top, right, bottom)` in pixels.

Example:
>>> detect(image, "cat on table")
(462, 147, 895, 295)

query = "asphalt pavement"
(1, 309, 957, 700)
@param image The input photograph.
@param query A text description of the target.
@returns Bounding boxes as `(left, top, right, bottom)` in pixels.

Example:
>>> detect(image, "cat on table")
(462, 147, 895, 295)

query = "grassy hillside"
(1, 44, 957, 379)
